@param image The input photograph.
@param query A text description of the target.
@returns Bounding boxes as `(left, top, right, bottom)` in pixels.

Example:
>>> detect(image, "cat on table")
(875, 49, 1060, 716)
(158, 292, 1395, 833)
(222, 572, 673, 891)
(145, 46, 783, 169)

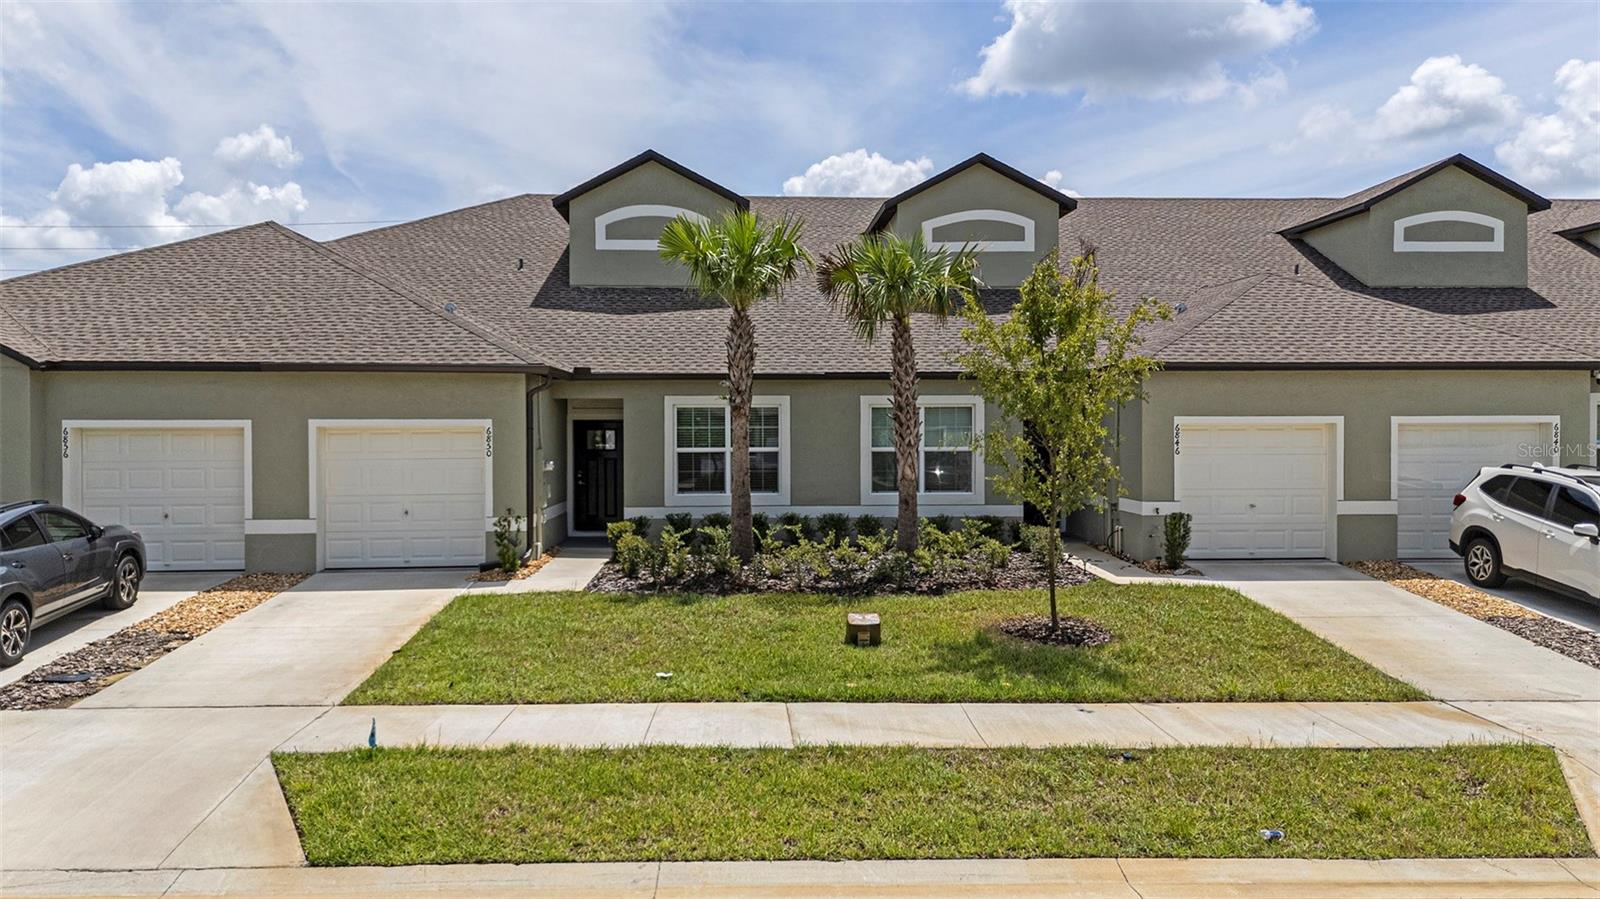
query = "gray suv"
(0, 501, 146, 667)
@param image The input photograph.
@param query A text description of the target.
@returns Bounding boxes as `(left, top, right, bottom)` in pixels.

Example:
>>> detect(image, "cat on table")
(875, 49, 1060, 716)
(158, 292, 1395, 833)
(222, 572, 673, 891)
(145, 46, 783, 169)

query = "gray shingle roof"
(0, 222, 541, 369)
(325, 192, 1600, 373)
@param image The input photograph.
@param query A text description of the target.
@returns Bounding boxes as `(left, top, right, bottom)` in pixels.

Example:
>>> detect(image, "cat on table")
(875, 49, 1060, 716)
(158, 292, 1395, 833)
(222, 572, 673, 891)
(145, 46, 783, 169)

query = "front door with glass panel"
(574, 421, 622, 532)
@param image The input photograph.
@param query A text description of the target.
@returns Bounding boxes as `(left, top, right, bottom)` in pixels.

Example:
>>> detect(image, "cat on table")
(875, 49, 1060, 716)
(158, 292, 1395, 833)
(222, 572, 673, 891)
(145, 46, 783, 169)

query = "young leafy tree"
(956, 250, 1169, 630)
(659, 210, 809, 561)
(816, 233, 981, 552)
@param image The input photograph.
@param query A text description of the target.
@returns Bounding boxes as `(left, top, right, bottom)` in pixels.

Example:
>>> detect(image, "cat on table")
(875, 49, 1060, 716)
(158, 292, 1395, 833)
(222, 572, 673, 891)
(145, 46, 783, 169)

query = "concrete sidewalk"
(281, 699, 1526, 751)
(7, 857, 1599, 897)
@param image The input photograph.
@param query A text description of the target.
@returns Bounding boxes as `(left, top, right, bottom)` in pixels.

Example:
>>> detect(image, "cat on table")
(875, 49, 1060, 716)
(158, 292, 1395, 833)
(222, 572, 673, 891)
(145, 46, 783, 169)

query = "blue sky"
(2, 1, 1595, 275)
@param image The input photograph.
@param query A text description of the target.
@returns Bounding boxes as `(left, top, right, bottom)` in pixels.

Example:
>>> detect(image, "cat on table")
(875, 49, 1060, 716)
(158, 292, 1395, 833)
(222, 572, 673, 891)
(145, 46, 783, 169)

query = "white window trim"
(1388, 412, 1561, 495)
(921, 208, 1034, 252)
(663, 396, 791, 507)
(1392, 210, 1504, 253)
(858, 395, 985, 507)
(307, 419, 494, 571)
(595, 204, 708, 251)
(60, 419, 254, 522)
(1171, 416, 1344, 560)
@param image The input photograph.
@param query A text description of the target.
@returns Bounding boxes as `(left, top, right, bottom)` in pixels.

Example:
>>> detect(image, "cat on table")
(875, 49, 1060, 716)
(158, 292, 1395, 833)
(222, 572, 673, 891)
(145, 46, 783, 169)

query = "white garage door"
(1176, 422, 1334, 559)
(319, 426, 487, 568)
(1395, 420, 1553, 559)
(76, 428, 246, 571)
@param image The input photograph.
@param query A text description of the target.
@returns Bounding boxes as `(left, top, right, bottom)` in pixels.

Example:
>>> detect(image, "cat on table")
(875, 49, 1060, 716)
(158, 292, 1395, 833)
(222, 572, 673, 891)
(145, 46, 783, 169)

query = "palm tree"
(817, 233, 981, 552)
(660, 209, 810, 561)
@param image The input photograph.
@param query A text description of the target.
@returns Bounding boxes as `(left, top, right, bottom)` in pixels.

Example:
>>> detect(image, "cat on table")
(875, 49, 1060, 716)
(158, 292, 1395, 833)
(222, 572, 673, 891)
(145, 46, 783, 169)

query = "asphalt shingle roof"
(0, 222, 540, 369)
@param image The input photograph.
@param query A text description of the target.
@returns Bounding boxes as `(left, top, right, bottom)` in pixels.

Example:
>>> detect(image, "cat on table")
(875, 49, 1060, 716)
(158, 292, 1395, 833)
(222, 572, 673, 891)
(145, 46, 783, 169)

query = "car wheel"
(0, 599, 30, 668)
(1464, 538, 1508, 588)
(101, 554, 142, 611)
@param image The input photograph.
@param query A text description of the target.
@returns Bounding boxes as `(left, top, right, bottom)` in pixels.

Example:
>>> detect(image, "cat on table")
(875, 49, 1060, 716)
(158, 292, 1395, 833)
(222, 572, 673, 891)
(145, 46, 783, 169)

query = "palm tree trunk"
(727, 307, 756, 561)
(890, 315, 919, 553)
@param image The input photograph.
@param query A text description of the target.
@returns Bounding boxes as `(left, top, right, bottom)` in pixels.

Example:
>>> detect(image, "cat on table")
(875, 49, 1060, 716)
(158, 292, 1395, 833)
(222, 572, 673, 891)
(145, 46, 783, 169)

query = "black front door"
(573, 420, 623, 532)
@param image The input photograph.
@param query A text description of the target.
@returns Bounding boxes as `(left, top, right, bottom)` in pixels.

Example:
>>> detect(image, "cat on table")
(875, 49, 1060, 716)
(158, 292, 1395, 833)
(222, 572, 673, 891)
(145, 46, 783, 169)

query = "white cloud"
(1039, 170, 1082, 198)
(1280, 55, 1520, 157)
(215, 124, 302, 170)
(782, 149, 934, 197)
(1495, 59, 1599, 195)
(1369, 55, 1519, 140)
(51, 157, 187, 234)
(963, 0, 1316, 103)
(174, 181, 309, 226)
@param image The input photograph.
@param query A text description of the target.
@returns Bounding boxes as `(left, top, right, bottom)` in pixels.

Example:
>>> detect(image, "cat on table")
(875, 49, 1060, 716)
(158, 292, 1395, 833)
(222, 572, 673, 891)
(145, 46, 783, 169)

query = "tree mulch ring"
(994, 615, 1113, 648)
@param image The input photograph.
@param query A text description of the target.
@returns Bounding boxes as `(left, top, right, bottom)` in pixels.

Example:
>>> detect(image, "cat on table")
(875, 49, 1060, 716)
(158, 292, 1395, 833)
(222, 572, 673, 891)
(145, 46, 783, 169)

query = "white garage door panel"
(1396, 421, 1551, 559)
(77, 428, 246, 571)
(320, 427, 486, 569)
(1177, 423, 1333, 559)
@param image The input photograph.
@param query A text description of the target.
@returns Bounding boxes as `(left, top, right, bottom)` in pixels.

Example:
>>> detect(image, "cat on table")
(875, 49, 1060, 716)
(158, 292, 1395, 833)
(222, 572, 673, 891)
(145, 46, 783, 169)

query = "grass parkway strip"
(346, 582, 1423, 704)
(273, 744, 1592, 864)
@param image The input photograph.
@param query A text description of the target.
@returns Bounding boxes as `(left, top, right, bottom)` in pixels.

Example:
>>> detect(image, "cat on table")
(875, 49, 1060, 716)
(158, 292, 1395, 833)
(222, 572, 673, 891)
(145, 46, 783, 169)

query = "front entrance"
(573, 420, 623, 532)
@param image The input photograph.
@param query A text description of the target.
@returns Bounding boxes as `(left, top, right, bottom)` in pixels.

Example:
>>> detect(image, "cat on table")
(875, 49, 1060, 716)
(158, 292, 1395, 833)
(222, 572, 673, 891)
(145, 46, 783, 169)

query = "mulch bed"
(994, 615, 1114, 648)
(586, 552, 1096, 596)
(0, 572, 308, 711)
(466, 548, 560, 583)
(1348, 560, 1599, 670)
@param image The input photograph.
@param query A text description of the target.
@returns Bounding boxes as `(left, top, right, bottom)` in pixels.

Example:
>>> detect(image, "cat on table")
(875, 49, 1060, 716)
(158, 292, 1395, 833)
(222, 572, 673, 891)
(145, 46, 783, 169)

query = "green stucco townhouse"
(2, 150, 1597, 572)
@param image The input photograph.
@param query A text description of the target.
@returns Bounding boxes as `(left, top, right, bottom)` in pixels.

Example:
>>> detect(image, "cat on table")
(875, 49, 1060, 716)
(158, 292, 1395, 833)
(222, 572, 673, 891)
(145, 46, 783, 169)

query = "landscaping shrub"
(492, 508, 524, 571)
(699, 512, 731, 531)
(691, 526, 738, 579)
(752, 512, 771, 539)
(605, 520, 636, 551)
(816, 512, 852, 544)
(926, 514, 957, 533)
(614, 534, 652, 577)
(968, 515, 1005, 541)
(1163, 512, 1193, 570)
(664, 513, 694, 533)
(627, 515, 653, 539)
(1020, 525, 1057, 566)
(776, 512, 814, 544)
(853, 514, 884, 538)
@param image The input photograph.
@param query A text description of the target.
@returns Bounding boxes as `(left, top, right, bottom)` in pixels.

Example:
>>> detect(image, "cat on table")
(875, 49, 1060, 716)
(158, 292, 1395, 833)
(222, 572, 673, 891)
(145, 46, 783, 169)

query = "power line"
(0, 219, 404, 229)
(1, 246, 143, 251)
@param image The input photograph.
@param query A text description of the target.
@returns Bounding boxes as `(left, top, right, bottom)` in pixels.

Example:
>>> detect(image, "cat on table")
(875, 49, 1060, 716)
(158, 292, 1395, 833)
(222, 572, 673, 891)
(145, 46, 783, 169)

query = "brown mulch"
(466, 548, 560, 582)
(1136, 559, 1206, 577)
(0, 572, 309, 711)
(587, 552, 1096, 596)
(994, 615, 1114, 648)
(1348, 560, 1599, 670)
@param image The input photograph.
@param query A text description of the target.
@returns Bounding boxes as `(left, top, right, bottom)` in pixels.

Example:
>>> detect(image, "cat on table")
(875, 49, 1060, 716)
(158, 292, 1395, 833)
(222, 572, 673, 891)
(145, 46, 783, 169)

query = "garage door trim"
(1388, 415, 1560, 501)
(61, 419, 254, 520)
(307, 418, 494, 570)
(1173, 415, 1344, 560)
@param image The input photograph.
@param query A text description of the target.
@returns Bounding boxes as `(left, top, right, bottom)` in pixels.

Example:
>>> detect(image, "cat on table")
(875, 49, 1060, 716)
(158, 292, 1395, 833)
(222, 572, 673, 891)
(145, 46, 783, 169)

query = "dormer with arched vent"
(866, 153, 1076, 287)
(1281, 154, 1550, 288)
(553, 150, 747, 287)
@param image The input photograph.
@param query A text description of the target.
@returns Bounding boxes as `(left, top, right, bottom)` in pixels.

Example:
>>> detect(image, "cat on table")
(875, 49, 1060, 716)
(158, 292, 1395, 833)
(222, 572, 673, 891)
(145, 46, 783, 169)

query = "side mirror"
(1573, 522, 1599, 543)
(89, 526, 105, 541)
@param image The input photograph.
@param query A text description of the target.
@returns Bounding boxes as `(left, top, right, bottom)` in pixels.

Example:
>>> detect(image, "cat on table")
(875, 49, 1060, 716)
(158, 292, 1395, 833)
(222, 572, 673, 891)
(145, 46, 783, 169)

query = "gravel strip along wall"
(0, 572, 309, 711)
(1348, 560, 1600, 670)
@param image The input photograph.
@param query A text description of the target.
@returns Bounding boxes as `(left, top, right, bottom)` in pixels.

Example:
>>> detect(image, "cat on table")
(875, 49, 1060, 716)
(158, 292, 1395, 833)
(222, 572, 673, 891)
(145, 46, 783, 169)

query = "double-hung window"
(665, 396, 789, 505)
(862, 396, 982, 503)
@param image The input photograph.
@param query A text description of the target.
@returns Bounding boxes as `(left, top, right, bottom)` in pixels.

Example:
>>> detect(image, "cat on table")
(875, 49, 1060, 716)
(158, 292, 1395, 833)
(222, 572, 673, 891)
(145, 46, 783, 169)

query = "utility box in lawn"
(846, 612, 881, 647)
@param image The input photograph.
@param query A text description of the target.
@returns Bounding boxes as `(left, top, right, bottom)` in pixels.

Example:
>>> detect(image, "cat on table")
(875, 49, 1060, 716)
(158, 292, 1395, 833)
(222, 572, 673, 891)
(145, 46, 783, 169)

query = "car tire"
(1464, 537, 1508, 588)
(0, 598, 31, 668)
(101, 554, 143, 611)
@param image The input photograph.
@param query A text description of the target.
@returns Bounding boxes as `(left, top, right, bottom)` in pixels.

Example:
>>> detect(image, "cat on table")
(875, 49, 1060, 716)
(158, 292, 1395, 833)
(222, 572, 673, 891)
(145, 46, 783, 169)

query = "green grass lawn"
(274, 744, 1590, 863)
(346, 583, 1422, 704)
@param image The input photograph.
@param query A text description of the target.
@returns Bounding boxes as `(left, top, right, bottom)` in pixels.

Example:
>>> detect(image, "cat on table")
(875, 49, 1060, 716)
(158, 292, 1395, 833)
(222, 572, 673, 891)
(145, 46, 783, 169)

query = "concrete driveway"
(1201, 561, 1600, 702)
(1, 568, 474, 872)
(0, 572, 233, 688)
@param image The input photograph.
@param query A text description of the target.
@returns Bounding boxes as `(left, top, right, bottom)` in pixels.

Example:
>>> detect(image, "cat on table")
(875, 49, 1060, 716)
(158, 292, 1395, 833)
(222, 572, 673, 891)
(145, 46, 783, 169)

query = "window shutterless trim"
(662, 395, 791, 507)
(857, 395, 985, 507)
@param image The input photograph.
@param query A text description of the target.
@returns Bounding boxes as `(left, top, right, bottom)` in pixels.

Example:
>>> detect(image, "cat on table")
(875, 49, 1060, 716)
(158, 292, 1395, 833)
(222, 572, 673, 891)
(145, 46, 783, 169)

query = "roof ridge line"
(262, 222, 559, 371)
(1143, 273, 1272, 356)
(329, 193, 539, 245)
(0, 305, 56, 361)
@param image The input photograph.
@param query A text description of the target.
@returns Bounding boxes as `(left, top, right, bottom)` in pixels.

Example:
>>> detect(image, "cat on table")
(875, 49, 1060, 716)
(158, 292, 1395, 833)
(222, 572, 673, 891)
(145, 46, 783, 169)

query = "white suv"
(1450, 463, 1599, 603)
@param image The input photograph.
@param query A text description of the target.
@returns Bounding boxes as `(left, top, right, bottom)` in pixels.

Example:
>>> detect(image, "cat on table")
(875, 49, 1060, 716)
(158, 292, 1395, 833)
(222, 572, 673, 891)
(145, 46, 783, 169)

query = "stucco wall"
(1090, 368, 1594, 561)
(549, 377, 1014, 523)
(566, 161, 739, 288)
(1302, 166, 1530, 288)
(0, 356, 40, 502)
(886, 165, 1061, 287)
(26, 370, 526, 571)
